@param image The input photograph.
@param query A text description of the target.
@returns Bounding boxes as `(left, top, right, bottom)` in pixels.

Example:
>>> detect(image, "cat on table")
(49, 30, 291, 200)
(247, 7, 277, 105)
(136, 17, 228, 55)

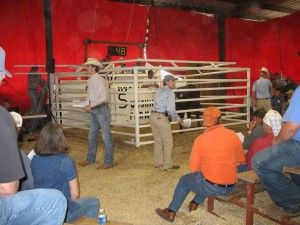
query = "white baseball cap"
(263, 109, 282, 127)
(10, 111, 23, 128)
(0, 47, 12, 78)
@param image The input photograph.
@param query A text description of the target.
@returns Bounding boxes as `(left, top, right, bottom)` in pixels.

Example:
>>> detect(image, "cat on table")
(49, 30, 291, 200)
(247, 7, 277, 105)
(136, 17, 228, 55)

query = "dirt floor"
(20, 124, 298, 225)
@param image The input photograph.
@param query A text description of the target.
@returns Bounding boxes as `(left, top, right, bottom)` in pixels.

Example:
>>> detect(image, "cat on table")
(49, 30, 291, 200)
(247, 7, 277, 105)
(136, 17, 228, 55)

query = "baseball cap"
(10, 111, 23, 128)
(263, 109, 282, 127)
(203, 106, 221, 126)
(163, 75, 177, 82)
(0, 47, 12, 78)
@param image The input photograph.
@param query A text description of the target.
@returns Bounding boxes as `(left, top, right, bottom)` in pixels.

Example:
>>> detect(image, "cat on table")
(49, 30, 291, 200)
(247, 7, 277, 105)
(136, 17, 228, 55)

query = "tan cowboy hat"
(260, 67, 269, 74)
(83, 58, 104, 69)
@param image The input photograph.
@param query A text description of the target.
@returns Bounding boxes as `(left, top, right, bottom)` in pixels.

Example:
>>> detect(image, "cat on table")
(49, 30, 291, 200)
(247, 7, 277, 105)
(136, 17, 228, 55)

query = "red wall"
(146, 8, 219, 61)
(0, 0, 299, 113)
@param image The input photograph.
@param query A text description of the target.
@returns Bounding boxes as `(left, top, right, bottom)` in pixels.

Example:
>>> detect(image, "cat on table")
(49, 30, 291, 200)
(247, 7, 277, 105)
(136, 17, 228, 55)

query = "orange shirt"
(189, 125, 245, 184)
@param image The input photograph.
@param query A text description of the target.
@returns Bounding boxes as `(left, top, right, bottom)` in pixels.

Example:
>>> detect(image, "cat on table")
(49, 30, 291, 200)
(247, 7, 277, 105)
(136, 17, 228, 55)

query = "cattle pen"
(50, 59, 250, 147)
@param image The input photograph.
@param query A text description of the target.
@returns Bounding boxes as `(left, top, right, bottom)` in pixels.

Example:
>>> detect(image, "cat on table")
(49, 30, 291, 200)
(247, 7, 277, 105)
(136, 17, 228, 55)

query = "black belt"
(152, 110, 166, 115)
(91, 102, 107, 110)
(256, 98, 269, 100)
(204, 177, 235, 188)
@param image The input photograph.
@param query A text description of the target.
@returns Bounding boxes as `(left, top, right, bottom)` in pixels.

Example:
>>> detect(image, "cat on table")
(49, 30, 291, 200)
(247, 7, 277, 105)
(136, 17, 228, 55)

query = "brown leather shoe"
(78, 161, 92, 167)
(155, 208, 176, 222)
(189, 201, 199, 212)
(97, 164, 114, 170)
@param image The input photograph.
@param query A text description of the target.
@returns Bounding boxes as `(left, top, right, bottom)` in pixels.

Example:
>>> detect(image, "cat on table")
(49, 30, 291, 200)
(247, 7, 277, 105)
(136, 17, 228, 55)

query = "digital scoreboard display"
(108, 46, 127, 56)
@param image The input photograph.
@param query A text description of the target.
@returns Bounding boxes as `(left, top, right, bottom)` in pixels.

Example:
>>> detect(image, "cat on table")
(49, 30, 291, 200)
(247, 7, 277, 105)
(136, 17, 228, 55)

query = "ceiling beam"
(218, 0, 298, 14)
(108, 0, 222, 14)
(109, 0, 298, 22)
(259, 2, 297, 14)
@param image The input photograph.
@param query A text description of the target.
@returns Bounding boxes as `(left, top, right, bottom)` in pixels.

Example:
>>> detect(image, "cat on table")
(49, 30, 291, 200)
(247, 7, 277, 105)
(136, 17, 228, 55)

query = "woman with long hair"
(31, 123, 99, 223)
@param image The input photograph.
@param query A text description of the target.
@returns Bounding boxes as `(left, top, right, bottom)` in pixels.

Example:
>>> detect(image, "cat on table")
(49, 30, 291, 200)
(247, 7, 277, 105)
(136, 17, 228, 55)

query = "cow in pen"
(175, 84, 201, 129)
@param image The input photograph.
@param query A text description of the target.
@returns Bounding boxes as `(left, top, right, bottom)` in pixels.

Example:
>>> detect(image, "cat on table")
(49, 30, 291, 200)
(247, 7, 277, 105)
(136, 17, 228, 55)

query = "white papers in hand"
(182, 119, 192, 128)
(73, 98, 89, 108)
(27, 149, 36, 160)
(236, 132, 245, 143)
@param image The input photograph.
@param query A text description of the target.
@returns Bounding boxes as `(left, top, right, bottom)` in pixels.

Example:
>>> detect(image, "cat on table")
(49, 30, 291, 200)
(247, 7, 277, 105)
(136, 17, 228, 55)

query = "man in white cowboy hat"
(251, 67, 273, 112)
(78, 58, 114, 170)
(0, 47, 68, 225)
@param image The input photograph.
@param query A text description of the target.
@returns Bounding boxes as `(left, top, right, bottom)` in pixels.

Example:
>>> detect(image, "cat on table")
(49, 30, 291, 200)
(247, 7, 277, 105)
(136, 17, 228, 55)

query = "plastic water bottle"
(98, 209, 107, 224)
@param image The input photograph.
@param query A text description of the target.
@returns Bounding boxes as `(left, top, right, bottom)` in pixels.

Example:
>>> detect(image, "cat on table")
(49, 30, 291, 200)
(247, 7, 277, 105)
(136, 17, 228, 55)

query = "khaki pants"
(150, 112, 173, 169)
(256, 99, 272, 112)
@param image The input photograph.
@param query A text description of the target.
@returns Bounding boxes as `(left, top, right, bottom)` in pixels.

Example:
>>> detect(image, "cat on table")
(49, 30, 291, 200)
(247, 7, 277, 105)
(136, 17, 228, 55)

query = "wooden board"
(217, 182, 264, 202)
(237, 170, 261, 183)
(65, 217, 133, 225)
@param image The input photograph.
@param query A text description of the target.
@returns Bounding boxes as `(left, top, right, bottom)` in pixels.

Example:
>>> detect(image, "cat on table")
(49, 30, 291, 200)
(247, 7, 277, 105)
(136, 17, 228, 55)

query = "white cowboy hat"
(0, 47, 12, 78)
(83, 58, 104, 69)
(260, 67, 269, 74)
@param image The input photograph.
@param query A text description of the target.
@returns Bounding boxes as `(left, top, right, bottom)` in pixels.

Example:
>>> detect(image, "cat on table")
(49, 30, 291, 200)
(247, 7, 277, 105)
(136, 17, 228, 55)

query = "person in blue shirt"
(1, 47, 67, 225)
(150, 75, 183, 171)
(252, 86, 300, 217)
(31, 123, 99, 223)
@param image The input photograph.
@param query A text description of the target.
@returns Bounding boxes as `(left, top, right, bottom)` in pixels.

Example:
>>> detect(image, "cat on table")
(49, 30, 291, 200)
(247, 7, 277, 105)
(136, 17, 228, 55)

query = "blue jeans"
(28, 89, 38, 113)
(87, 105, 114, 165)
(0, 189, 67, 225)
(252, 139, 300, 212)
(65, 197, 99, 223)
(168, 172, 236, 212)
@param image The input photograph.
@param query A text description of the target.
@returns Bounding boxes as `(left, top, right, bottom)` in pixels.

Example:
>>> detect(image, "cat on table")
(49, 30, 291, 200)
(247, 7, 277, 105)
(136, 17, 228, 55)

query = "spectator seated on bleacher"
(10, 111, 34, 190)
(238, 110, 282, 172)
(252, 86, 300, 217)
(155, 106, 245, 223)
(284, 77, 298, 93)
(243, 108, 266, 150)
(271, 89, 285, 115)
(286, 89, 294, 104)
(274, 72, 287, 93)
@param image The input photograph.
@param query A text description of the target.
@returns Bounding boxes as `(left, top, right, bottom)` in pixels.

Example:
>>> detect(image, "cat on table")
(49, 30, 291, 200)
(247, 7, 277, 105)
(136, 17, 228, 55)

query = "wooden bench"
(64, 217, 133, 225)
(207, 170, 300, 225)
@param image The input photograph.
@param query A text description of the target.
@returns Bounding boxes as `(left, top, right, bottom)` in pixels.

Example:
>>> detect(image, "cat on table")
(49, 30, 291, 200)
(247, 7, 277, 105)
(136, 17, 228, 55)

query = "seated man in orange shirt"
(155, 106, 245, 222)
